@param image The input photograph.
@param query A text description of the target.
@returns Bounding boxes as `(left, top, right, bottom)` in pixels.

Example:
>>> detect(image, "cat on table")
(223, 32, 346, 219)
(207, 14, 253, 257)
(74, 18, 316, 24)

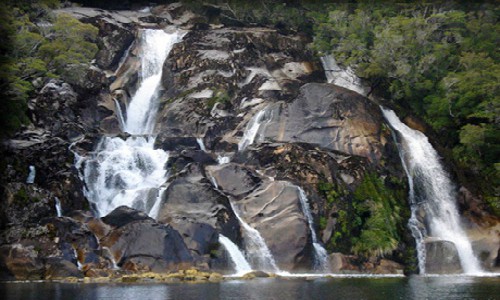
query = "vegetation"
(0, 0, 98, 137)
(318, 173, 407, 258)
(309, 2, 499, 216)
(351, 173, 406, 257)
(207, 90, 230, 110)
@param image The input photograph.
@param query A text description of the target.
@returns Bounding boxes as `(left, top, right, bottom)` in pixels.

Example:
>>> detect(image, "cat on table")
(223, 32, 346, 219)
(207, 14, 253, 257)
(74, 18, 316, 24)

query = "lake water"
(2, 276, 499, 300)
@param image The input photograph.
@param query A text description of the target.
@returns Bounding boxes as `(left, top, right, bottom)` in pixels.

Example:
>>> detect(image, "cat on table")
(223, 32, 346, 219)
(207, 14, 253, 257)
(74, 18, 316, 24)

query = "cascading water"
(320, 55, 369, 97)
(125, 30, 183, 135)
(209, 171, 279, 272)
(26, 165, 35, 184)
(196, 137, 207, 152)
(238, 108, 271, 151)
(219, 234, 252, 275)
(77, 29, 184, 218)
(55, 197, 63, 217)
(229, 201, 279, 272)
(381, 107, 482, 274)
(297, 187, 329, 271)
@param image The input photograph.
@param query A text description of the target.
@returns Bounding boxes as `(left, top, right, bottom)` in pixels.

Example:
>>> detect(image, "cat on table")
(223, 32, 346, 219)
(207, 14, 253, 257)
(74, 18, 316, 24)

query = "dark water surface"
(2, 276, 499, 300)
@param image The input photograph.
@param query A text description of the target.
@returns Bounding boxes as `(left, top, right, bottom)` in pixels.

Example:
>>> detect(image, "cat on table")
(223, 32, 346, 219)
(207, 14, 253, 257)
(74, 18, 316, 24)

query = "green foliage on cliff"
(310, 2, 499, 215)
(318, 173, 407, 258)
(0, 0, 98, 137)
(351, 173, 405, 257)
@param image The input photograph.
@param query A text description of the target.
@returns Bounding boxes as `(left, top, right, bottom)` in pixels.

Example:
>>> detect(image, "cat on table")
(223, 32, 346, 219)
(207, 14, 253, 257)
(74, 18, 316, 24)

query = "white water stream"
(320, 55, 369, 96)
(26, 165, 36, 184)
(77, 29, 184, 217)
(297, 187, 329, 271)
(381, 108, 482, 274)
(55, 197, 63, 217)
(238, 108, 271, 151)
(219, 234, 252, 275)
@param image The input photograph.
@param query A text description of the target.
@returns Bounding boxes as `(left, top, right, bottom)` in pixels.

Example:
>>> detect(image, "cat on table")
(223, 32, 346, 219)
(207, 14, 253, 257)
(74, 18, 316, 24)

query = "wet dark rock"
(171, 221, 219, 257)
(0, 244, 45, 280)
(261, 83, 389, 162)
(234, 180, 311, 270)
(101, 206, 153, 228)
(100, 215, 193, 272)
(157, 164, 241, 243)
(206, 163, 262, 199)
(425, 239, 463, 274)
(44, 257, 83, 279)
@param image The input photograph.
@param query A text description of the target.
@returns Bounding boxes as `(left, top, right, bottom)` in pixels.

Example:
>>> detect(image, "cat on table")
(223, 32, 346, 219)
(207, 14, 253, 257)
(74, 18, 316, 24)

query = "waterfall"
(238, 108, 271, 151)
(148, 187, 167, 220)
(229, 201, 279, 272)
(26, 165, 35, 184)
(381, 107, 482, 274)
(125, 30, 184, 134)
(79, 136, 170, 217)
(55, 197, 63, 217)
(217, 155, 230, 164)
(209, 172, 278, 272)
(77, 29, 184, 217)
(320, 55, 369, 97)
(196, 137, 207, 152)
(73, 248, 82, 270)
(297, 187, 329, 271)
(102, 246, 119, 269)
(113, 98, 126, 131)
(219, 234, 252, 275)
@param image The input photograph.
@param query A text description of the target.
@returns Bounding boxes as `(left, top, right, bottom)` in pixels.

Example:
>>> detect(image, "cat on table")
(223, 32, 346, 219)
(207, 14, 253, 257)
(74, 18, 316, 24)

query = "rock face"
(100, 207, 194, 272)
(261, 83, 388, 162)
(234, 180, 311, 270)
(425, 239, 463, 274)
(157, 164, 241, 243)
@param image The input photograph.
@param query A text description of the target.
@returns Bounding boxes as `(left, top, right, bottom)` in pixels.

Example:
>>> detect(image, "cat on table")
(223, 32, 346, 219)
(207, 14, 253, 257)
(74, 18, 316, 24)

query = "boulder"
(261, 83, 389, 162)
(0, 244, 45, 280)
(424, 239, 463, 274)
(101, 205, 153, 228)
(157, 163, 241, 243)
(206, 163, 262, 199)
(374, 259, 404, 274)
(100, 217, 193, 272)
(233, 181, 311, 270)
(44, 257, 83, 279)
(171, 221, 219, 257)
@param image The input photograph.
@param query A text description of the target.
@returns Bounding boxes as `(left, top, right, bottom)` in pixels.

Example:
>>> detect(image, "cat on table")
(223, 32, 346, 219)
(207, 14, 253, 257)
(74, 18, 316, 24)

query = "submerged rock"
(425, 239, 463, 274)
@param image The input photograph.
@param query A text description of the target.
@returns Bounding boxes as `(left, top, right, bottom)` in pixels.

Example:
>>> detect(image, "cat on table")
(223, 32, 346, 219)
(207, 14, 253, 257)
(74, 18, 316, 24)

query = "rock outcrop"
(261, 83, 389, 162)
(424, 239, 463, 274)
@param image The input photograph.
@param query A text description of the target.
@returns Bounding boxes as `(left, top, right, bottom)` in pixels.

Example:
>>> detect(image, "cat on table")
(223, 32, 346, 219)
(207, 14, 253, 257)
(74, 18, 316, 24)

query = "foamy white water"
(26, 165, 35, 184)
(209, 172, 278, 272)
(381, 107, 482, 274)
(229, 201, 279, 272)
(196, 137, 207, 152)
(219, 234, 253, 275)
(320, 55, 369, 96)
(125, 30, 185, 134)
(80, 136, 169, 217)
(297, 187, 329, 271)
(238, 108, 271, 151)
(55, 197, 63, 217)
(77, 29, 184, 217)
